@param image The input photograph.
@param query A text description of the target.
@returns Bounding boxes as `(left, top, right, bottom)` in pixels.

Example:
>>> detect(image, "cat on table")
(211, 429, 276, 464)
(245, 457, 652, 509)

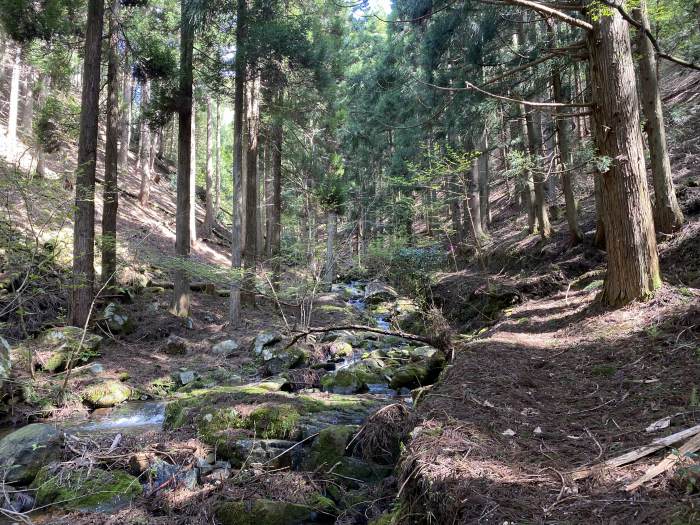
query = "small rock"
(208, 467, 231, 481)
(534, 427, 543, 435)
(182, 468, 198, 490)
(212, 339, 239, 356)
(179, 371, 196, 385)
(502, 429, 516, 437)
(101, 303, 135, 335)
(162, 335, 189, 355)
(128, 453, 152, 475)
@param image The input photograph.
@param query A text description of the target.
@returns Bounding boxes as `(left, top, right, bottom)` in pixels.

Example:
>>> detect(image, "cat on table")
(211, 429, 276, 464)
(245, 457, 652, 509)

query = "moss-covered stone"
(307, 425, 357, 469)
(81, 380, 134, 408)
(0, 423, 62, 484)
(32, 466, 142, 511)
(321, 365, 385, 394)
(329, 341, 353, 357)
(215, 499, 310, 525)
(262, 346, 309, 375)
(37, 327, 102, 372)
(101, 303, 135, 335)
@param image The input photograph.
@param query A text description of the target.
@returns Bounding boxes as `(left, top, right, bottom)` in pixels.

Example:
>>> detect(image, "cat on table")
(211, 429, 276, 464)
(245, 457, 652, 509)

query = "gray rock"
(411, 346, 440, 359)
(212, 339, 239, 356)
(0, 423, 62, 484)
(364, 282, 398, 305)
(228, 439, 302, 469)
(0, 337, 12, 389)
(179, 371, 196, 385)
(101, 303, 135, 335)
(252, 331, 283, 355)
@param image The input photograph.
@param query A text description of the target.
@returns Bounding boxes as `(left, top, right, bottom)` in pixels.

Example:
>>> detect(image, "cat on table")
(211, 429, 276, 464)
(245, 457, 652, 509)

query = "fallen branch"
(626, 432, 700, 491)
(571, 424, 700, 480)
(285, 325, 439, 349)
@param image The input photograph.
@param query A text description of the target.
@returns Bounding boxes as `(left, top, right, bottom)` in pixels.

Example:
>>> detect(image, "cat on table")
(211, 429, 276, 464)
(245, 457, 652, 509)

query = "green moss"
(591, 365, 617, 378)
(81, 380, 133, 408)
(309, 493, 337, 513)
(307, 425, 357, 469)
(32, 467, 141, 511)
(318, 305, 352, 315)
(215, 499, 310, 525)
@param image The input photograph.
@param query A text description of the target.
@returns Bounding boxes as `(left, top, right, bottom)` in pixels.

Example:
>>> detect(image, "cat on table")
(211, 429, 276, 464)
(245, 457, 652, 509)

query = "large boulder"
(364, 282, 398, 305)
(0, 423, 62, 484)
(215, 499, 311, 525)
(321, 364, 385, 395)
(36, 327, 102, 372)
(212, 339, 239, 357)
(227, 439, 302, 469)
(262, 346, 308, 376)
(81, 380, 133, 408)
(100, 303, 135, 335)
(306, 425, 357, 470)
(32, 466, 141, 511)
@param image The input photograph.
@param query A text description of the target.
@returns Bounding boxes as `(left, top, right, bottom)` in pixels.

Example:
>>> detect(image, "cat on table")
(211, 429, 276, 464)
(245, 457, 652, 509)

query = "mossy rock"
(32, 466, 142, 511)
(321, 365, 385, 395)
(215, 499, 310, 525)
(101, 303, 135, 335)
(0, 423, 62, 484)
(262, 346, 309, 376)
(389, 364, 432, 390)
(37, 327, 102, 372)
(306, 424, 358, 469)
(81, 380, 134, 408)
(331, 457, 393, 484)
(329, 341, 353, 357)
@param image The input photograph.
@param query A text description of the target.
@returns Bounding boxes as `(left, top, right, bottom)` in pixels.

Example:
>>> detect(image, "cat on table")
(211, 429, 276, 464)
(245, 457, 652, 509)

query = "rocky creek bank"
(0, 281, 445, 524)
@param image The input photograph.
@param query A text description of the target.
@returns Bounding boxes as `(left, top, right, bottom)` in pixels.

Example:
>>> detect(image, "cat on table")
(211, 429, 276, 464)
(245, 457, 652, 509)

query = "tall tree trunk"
(71, 0, 105, 326)
(22, 64, 34, 134)
(633, 1, 683, 234)
(203, 96, 215, 238)
(4, 43, 20, 159)
(551, 25, 582, 244)
(170, 0, 193, 318)
(517, 104, 537, 233)
(270, 91, 283, 286)
(189, 99, 197, 246)
(256, 133, 265, 257)
(243, 70, 260, 306)
(465, 152, 484, 241)
(230, 0, 246, 325)
(525, 106, 551, 239)
(478, 127, 490, 231)
(118, 59, 132, 169)
(101, 0, 121, 286)
(324, 211, 337, 287)
(35, 74, 48, 177)
(588, 0, 661, 306)
(137, 81, 152, 205)
(214, 98, 221, 214)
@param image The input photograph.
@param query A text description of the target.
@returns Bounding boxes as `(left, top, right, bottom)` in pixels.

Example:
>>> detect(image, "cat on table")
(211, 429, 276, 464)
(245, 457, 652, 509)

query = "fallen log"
(285, 325, 440, 349)
(571, 424, 700, 481)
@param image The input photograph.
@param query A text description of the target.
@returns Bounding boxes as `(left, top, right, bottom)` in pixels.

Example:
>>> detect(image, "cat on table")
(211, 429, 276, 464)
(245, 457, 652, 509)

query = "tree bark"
(71, 0, 105, 326)
(465, 150, 484, 241)
(525, 105, 551, 239)
(230, 0, 246, 326)
(118, 58, 132, 169)
(101, 0, 121, 286)
(137, 81, 152, 205)
(35, 74, 48, 177)
(478, 127, 490, 231)
(203, 96, 215, 238)
(170, 0, 194, 318)
(22, 63, 34, 134)
(243, 70, 260, 306)
(214, 98, 221, 214)
(189, 98, 197, 246)
(5, 43, 20, 159)
(270, 90, 283, 286)
(324, 211, 337, 287)
(633, 2, 683, 234)
(588, 0, 661, 306)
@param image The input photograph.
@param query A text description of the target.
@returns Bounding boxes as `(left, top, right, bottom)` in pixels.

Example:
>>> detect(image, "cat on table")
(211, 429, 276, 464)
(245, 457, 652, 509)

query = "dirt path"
(397, 284, 700, 524)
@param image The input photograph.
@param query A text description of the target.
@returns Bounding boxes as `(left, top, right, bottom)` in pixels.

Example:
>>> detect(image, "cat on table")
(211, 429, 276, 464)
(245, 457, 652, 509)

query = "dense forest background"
(0, 0, 698, 524)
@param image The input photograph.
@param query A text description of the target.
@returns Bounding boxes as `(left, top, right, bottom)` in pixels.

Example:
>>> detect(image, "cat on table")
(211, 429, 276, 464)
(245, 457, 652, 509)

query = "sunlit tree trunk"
(137, 81, 152, 206)
(525, 105, 551, 239)
(214, 98, 221, 215)
(22, 64, 34, 134)
(633, 1, 683, 234)
(478, 127, 490, 231)
(5, 43, 21, 159)
(189, 99, 197, 246)
(35, 74, 48, 177)
(243, 71, 260, 306)
(118, 58, 132, 169)
(101, 0, 121, 285)
(203, 96, 215, 238)
(588, 0, 661, 306)
(170, 0, 194, 318)
(324, 210, 337, 287)
(270, 90, 283, 286)
(71, 0, 105, 326)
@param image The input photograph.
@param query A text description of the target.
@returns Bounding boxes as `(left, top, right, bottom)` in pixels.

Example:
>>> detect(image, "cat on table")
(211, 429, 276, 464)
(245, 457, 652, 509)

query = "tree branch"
(478, 0, 593, 31)
(285, 325, 439, 349)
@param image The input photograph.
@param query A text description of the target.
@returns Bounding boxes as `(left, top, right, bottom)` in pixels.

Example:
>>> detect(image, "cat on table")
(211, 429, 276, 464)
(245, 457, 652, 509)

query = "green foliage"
(34, 94, 80, 153)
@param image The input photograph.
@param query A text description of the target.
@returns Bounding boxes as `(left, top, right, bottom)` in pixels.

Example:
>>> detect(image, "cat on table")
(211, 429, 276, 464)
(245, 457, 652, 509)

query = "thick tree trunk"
(324, 211, 337, 287)
(256, 135, 265, 257)
(633, 2, 683, 234)
(71, 0, 105, 326)
(118, 59, 132, 169)
(203, 96, 215, 238)
(230, 0, 246, 325)
(170, 0, 193, 318)
(588, 0, 661, 306)
(101, 0, 121, 286)
(137, 81, 152, 205)
(478, 127, 490, 231)
(243, 71, 260, 306)
(465, 154, 484, 241)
